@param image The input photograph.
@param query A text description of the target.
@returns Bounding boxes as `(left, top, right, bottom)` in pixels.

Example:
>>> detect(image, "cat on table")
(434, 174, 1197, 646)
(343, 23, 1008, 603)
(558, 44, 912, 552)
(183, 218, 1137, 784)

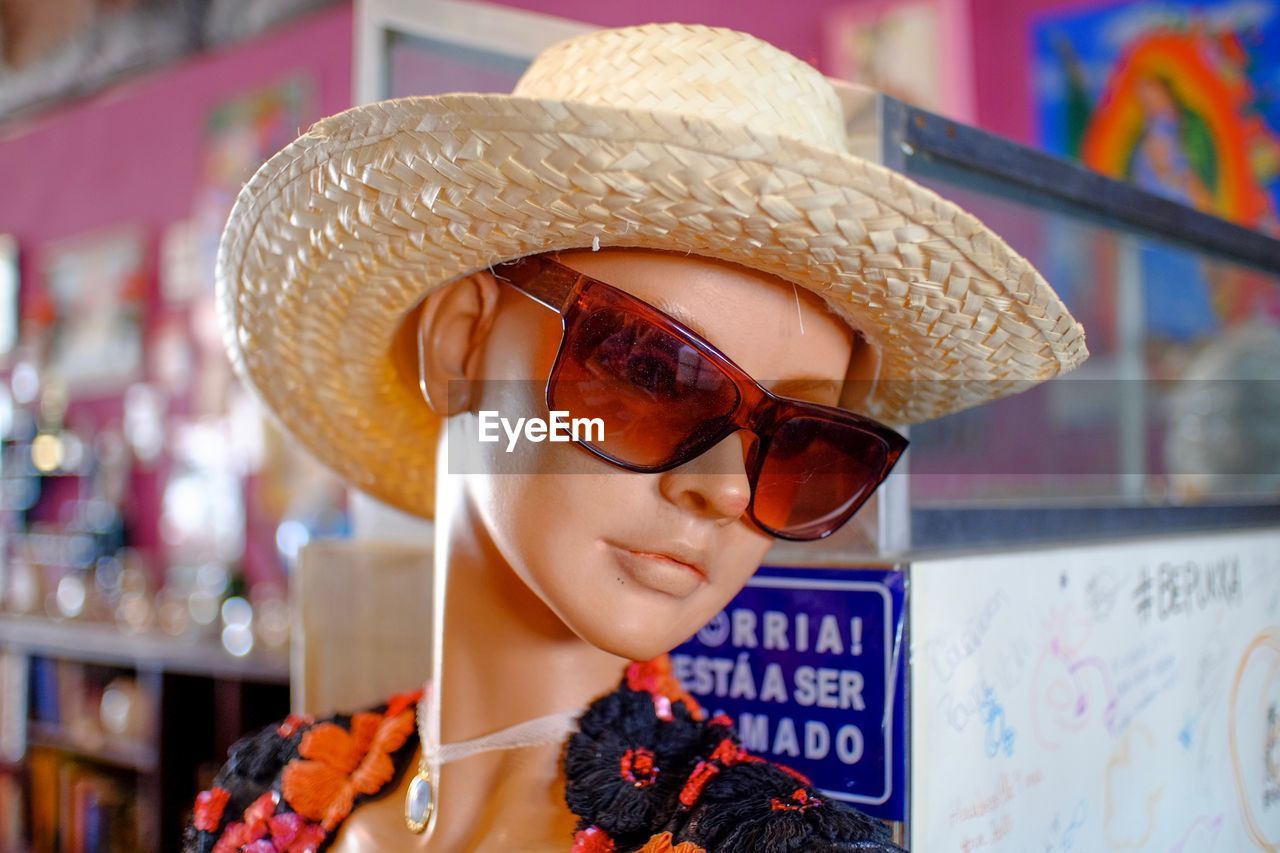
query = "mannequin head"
(417, 247, 856, 661)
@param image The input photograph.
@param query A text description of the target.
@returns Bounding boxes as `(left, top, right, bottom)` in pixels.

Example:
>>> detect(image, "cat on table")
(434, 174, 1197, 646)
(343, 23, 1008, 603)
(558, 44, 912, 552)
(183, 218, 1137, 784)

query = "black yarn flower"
(565, 686, 706, 839)
(222, 718, 305, 784)
(205, 715, 310, 828)
(677, 761, 899, 852)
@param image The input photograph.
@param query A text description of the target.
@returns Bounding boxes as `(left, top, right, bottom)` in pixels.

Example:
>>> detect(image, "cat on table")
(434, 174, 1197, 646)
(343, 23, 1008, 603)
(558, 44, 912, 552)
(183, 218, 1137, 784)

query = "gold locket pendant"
(404, 768, 436, 835)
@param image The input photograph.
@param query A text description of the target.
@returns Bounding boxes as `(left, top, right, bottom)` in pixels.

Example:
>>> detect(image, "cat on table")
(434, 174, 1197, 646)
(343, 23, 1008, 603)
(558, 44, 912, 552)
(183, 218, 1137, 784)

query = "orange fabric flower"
(636, 831, 706, 853)
(280, 698, 417, 831)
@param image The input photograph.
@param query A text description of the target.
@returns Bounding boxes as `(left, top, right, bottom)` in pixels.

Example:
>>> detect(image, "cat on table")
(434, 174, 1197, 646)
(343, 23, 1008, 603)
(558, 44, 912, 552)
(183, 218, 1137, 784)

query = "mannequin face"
(420, 247, 855, 661)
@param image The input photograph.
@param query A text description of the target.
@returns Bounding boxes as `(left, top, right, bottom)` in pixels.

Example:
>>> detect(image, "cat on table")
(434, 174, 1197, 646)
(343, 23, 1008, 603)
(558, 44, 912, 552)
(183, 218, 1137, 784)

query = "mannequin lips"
(606, 541, 709, 597)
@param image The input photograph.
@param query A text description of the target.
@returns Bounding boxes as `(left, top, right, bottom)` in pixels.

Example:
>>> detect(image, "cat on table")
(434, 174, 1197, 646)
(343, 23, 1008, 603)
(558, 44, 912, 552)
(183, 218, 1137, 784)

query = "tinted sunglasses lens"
(752, 416, 893, 539)
(550, 305, 739, 468)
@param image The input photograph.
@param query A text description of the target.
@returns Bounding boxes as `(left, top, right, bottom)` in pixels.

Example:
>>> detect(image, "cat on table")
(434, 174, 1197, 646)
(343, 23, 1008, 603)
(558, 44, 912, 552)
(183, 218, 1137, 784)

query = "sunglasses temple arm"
(490, 255, 581, 313)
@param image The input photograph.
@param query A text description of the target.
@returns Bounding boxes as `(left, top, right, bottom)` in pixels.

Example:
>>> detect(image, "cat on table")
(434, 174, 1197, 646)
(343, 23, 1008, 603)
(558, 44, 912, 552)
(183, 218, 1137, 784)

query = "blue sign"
(672, 566, 906, 821)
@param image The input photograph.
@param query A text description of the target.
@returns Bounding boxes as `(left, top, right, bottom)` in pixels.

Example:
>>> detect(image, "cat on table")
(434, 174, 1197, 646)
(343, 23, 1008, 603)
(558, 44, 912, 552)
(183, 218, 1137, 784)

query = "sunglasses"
(487, 254, 908, 541)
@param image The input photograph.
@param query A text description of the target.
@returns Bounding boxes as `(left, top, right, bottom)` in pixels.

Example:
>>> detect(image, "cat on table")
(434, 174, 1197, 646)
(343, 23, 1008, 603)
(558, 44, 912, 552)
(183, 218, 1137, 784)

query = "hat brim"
(217, 92, 1087, 519)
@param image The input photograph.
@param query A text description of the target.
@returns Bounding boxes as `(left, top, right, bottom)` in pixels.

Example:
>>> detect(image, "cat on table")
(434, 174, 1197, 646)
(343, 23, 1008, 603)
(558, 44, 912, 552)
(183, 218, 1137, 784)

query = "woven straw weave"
(216, 22, 1087, 520)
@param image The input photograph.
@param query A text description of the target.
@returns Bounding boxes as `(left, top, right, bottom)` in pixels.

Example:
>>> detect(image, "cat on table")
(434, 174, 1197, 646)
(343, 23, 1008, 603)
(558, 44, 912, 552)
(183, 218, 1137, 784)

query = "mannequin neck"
(431, 482, 625, 745)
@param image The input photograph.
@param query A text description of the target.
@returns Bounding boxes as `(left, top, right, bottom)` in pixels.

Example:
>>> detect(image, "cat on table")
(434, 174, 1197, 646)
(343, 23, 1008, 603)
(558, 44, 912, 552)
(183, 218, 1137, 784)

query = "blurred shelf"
(27, 722, 158, 773)
(0, 614, 289, 683)
(1, 621, 292, 850)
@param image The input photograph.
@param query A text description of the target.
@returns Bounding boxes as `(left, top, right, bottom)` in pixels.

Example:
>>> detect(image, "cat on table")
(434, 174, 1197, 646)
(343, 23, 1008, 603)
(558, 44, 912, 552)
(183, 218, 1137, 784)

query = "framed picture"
(821, 0, 975, 122)
(1033, 0, 1280, 235)
(186, 73, 315, 304)
(40, 226, 147, 397)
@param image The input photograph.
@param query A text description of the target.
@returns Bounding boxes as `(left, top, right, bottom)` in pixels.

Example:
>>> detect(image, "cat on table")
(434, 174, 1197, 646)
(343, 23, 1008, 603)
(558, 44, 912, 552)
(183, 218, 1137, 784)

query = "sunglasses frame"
(488, 253, 908, 540)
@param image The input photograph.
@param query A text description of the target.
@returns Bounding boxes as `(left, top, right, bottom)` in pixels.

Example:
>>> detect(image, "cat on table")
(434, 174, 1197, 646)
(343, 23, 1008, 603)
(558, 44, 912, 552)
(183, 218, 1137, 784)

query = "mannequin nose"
(657, 432, 753, 523)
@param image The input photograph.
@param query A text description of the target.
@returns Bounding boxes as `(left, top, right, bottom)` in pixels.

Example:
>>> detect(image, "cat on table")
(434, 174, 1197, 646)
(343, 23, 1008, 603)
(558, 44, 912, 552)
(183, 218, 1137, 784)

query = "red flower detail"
(267, 811, 327, 852)
(769, 787, 823, 812)
(572, 825, 616, 852)
(709, 738, 741, 764)
(678, 760, 720, 807)
(709, 737, 763, 767)
(277, 714, 315, 739)
(210, 791, 329, 853)
(708, 713, 733, 728)
(211, 791, 278, 853)
(625, 655, 704, 720)
(194, 786, 231, 832)
(678, 737, 766, 809)
(246, 793, 279, 824)
(620, 746, 659, 788)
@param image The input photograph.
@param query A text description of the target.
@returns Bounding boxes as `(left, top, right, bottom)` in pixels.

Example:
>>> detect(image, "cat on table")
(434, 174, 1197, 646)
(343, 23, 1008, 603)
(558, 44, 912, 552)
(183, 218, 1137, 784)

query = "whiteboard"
(910, 529, 1280, 852)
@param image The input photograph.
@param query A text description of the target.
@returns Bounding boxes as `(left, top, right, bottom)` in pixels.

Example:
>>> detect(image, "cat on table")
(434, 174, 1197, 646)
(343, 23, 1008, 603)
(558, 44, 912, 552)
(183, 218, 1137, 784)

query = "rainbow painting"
(1033, 1, 1280, 236)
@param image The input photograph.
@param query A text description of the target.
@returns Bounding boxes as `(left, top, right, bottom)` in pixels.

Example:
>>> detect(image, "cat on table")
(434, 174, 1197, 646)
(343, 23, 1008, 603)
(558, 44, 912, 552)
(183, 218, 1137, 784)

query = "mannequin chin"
(419, 246, 855, 662)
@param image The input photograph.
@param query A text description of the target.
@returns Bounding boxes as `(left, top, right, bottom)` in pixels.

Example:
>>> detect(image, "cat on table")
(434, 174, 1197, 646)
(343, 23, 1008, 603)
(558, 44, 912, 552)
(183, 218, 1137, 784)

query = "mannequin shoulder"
(181, 688, 422, 853)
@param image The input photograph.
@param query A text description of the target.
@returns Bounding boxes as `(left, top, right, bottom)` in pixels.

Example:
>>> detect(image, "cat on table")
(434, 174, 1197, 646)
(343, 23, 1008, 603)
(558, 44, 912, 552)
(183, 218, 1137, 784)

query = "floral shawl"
(181, 656, 905, 852)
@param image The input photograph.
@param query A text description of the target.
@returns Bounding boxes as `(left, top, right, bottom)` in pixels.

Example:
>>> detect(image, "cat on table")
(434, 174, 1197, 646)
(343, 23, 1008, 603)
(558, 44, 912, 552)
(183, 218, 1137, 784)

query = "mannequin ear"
(417, 269, 501, 416)
(837, 330, 882, 413)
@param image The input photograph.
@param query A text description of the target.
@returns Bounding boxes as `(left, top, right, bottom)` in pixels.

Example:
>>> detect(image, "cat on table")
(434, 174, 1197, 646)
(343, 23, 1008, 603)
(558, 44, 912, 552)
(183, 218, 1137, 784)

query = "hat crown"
(511, 23, 848, 151)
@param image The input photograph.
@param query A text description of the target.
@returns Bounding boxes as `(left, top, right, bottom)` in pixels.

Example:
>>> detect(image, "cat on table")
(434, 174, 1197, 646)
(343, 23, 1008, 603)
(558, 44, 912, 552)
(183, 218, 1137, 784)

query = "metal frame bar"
(883, 97, 1280, 275)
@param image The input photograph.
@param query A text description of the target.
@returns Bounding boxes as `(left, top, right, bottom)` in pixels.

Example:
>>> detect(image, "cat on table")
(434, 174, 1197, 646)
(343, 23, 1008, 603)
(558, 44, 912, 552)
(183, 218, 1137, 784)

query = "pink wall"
(0, 3, 352, 252)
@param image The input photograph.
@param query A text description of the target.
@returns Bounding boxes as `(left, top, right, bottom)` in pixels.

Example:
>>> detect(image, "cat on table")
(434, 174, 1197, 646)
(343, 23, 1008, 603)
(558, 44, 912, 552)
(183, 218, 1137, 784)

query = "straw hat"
(217, 22, 1087, 520)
